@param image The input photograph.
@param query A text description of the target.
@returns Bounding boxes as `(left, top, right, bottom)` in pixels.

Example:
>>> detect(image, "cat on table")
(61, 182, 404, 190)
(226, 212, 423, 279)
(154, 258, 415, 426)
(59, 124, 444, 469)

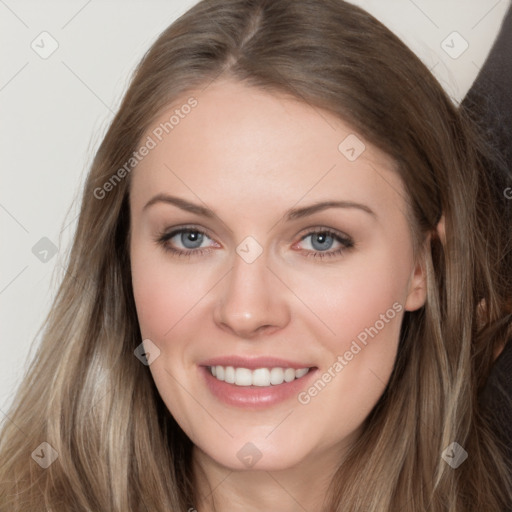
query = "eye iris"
(181, 231, 204, 249)
(311, 232, 333, 251)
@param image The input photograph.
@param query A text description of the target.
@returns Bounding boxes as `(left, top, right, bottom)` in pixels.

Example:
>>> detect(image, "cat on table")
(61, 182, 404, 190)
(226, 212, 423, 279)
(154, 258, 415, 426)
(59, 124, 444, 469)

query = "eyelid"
(296, 225, 352, 241)
(157, 224, 351, 243)
(152, 226, 215, 261)
(292, 225, 352, 247)
(160, 224, 216, 240)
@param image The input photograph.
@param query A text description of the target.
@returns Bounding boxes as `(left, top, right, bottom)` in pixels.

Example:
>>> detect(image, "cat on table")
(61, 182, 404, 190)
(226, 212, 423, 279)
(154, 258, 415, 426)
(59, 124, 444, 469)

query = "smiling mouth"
(208, 365, 314, 387)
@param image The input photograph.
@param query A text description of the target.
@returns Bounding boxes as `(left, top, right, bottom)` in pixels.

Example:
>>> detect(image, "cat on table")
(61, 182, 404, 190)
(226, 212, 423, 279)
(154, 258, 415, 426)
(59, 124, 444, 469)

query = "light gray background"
(1, 0, 510, 415)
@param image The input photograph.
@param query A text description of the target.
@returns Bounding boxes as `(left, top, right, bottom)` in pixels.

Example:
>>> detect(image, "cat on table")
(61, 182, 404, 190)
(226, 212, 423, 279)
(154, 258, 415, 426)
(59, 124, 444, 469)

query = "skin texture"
(129, 79, 428, 511)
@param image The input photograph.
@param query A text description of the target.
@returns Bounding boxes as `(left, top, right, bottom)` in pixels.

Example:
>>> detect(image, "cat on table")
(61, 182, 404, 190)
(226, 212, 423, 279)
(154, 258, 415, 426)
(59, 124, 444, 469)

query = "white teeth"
(269, 367, 284, 385)
(209, 365, 311, 387)
(295, 368, 309, 378)
(284, 368, 296, 382)
(252, 368, 270, 387)
(224, 366, 235, 384)
(235, 368, 252, 386)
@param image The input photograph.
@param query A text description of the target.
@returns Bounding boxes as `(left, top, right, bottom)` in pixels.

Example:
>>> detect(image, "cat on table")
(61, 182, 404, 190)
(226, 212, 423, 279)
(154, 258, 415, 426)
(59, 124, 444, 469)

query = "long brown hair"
(1, 0, 510, 510)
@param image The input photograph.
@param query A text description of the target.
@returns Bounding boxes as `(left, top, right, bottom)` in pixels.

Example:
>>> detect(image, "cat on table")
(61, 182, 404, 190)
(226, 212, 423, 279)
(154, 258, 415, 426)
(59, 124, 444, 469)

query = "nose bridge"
(213, 245, 289, 337)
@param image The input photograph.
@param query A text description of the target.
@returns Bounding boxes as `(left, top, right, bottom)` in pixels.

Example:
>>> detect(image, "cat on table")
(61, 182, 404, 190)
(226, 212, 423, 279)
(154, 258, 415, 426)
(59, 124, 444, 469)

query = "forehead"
(129, 79, 406, 220)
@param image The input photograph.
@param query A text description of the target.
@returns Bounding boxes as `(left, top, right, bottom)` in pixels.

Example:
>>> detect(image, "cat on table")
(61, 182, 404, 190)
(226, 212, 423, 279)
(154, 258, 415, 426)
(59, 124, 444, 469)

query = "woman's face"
(129, 79, 427, 472)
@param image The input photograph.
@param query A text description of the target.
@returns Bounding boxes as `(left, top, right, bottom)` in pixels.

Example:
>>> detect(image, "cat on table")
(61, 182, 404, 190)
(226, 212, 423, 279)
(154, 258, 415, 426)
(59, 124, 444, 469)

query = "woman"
(0, 0, 510, 510)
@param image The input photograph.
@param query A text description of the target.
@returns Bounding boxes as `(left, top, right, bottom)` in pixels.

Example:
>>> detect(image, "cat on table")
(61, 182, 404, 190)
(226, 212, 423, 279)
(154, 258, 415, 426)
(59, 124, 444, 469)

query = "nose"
(213, 250, 291, 339)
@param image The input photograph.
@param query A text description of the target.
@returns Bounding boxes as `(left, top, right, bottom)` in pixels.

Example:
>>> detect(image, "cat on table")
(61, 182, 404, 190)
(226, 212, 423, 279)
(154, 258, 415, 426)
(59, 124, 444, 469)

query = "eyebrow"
(143, 193, 376, 220)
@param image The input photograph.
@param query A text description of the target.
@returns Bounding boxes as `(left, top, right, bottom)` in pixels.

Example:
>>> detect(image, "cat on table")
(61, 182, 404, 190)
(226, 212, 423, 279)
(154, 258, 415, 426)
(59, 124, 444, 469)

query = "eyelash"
(154, 226, 354, 260)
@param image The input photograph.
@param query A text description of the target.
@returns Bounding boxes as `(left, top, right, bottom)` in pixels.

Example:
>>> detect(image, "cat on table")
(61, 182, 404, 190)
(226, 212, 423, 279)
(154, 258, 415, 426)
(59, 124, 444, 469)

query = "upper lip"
(200, 356, 316, 370)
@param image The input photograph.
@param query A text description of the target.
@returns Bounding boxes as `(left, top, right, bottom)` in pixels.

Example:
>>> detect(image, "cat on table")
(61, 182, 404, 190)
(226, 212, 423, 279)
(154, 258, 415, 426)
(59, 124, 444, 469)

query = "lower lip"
(200, 366, 318, 409)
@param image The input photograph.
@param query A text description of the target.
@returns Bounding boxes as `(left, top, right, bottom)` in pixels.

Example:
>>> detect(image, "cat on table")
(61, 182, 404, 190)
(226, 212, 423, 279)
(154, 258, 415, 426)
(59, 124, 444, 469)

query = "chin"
(196, 437, 310, 472)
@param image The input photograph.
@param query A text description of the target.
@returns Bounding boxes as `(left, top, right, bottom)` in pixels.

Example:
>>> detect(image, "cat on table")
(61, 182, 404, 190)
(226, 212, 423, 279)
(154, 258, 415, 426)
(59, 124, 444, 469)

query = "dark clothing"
(463, 5, 512, 175)
(479, 339, 512, 465)
(462, 5, 512, 508)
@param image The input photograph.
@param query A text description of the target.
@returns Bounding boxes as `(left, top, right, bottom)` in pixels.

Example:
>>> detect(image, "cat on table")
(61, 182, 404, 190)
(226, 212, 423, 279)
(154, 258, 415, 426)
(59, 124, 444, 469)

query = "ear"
(404, 215, 445, 312)
(404, 251, 428, 312)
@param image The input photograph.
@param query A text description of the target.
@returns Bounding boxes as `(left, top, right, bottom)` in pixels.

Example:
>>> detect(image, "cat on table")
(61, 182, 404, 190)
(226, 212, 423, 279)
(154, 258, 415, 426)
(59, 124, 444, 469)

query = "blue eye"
(297, 229, 354, 259)
(156, 227, 213, 257)
(307, 232, 335, 251)
(155, 226, 354, 260)
(176, 230, 206, 249)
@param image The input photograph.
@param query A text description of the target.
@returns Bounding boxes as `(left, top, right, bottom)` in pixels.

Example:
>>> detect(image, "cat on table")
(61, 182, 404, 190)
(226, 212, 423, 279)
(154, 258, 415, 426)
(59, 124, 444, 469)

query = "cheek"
(130, 252, 209, 429)
(290, 248, 409, 349)
(288, 247, 408, 412)
(130, 242, 214, 340)
(290, 262, 405, 438)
